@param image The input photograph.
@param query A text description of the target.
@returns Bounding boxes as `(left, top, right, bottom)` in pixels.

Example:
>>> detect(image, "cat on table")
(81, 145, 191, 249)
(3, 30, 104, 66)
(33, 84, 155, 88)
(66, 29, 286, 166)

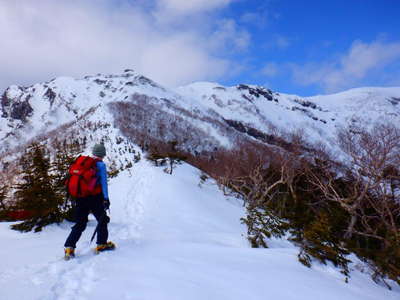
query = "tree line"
(144, 122, 400, 288)
(1, 117, 398, 287)
(197, 122, 400, 288)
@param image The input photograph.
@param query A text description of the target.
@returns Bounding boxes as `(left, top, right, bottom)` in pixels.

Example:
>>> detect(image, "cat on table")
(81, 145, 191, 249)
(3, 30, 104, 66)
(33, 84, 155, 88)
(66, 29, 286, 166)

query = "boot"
(95, 241, 116, 254)
(64, 247, 75, 260)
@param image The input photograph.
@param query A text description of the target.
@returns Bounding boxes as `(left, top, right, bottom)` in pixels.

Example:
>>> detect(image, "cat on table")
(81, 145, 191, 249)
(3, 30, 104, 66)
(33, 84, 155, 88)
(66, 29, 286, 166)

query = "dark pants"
(64, 194, 109, 248)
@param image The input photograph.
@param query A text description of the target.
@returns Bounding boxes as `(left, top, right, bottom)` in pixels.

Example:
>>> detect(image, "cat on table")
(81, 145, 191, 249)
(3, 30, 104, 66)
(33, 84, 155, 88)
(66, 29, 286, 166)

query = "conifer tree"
(12, 143, 59, 232)
(0, 185, 7, 210)
(0, 185, 9, 220)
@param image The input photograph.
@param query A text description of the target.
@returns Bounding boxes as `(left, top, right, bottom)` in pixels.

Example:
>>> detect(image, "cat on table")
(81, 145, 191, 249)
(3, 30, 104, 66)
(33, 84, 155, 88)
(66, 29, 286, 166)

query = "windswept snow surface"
(1, 161, 399, 300)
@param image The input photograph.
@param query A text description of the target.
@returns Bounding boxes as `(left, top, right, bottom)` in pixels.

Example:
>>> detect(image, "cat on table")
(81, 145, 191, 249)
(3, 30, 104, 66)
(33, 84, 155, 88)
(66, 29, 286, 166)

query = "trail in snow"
(109, 161, 154, 242)
(0, 160, 152, 300)
(35, 160, 155, 300)
(0, 162, 399, 300)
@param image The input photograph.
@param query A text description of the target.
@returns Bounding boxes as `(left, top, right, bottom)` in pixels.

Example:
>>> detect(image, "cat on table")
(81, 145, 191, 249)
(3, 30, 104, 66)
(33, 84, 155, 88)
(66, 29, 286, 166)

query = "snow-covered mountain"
(1, 70, 400, 299)
(1, 69, 399, 159)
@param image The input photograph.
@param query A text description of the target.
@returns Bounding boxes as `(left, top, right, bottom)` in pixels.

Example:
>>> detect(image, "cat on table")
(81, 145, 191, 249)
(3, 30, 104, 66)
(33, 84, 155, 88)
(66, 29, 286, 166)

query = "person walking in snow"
(64, 143, 115, 259)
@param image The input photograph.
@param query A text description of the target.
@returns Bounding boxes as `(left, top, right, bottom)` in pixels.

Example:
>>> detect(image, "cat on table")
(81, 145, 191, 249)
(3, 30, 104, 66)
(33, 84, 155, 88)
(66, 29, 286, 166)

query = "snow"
(1, 72, 400, 299)
(5, 85, 23, 99)
(175, 82, 400, 154)
(2, 71, 399, 156)
(0, 161, 399, 300)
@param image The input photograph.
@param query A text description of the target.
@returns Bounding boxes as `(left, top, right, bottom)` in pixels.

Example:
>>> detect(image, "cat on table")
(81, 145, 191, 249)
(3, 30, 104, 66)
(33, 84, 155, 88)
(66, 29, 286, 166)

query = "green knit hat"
(92, 143, 106, 158)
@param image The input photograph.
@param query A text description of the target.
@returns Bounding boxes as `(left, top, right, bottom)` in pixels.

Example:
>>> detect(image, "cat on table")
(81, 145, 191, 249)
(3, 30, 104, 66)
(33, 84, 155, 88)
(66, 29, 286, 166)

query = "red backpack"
(66, 156, 102, 198)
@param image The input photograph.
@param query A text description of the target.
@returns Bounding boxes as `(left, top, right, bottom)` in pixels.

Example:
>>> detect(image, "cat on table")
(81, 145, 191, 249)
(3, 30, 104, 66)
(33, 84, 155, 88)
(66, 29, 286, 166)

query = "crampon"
(95, 241, 116, 254)
(64, 247, 75, 261)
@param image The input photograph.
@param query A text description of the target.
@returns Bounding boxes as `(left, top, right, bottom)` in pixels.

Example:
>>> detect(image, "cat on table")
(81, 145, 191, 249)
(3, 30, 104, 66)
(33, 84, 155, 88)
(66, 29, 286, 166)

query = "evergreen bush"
(10, 140, 83, 232)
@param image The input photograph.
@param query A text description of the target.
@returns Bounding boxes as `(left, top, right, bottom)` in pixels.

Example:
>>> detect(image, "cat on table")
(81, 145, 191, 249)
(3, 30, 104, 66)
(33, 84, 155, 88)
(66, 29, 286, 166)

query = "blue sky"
(218, 0, 400, 95)
(1, 0, 400, 96)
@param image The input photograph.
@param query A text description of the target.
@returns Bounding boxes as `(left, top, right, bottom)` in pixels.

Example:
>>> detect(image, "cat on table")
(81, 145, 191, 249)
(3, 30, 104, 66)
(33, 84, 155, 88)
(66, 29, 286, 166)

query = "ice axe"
(90, 211, 109, 244)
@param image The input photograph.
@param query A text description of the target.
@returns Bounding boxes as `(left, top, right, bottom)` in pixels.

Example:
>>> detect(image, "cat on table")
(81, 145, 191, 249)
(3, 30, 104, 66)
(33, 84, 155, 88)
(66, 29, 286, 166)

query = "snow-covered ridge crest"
(1, 69, 399, 157)
(176, 82, 400, 143)
(1, 71, 400, 299)
(0, 70, 169, 149)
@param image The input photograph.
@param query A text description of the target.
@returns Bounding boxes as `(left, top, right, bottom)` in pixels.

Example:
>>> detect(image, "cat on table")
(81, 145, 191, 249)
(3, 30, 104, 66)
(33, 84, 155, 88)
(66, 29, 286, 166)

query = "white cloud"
(341, 40, 400, 79)
(275, 36, 290, 49)
(154, 0, 232, 20)
(240, 11, 268, 28)
(210, 19, 251, 52)
(261, 62, 279, 77)
(0, 0, 245, 91)
(240, 12, 260, 24)
(291, 39, 400, 92)
(262, 35, 292, 50)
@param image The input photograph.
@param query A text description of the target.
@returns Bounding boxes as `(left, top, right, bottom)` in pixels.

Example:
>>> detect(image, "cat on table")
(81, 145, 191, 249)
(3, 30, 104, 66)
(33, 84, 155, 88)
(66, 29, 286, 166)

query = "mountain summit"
(1, 70, 399, 155)
(0, 71, 399, 299)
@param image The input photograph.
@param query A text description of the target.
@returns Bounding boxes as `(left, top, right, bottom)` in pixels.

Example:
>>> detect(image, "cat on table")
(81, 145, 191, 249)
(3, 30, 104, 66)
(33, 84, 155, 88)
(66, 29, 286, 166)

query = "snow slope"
(2, 71, 400, 158)
(1, 161, 399, 300)
(1, 71, 400, 299)
(176, 83, 400, 146)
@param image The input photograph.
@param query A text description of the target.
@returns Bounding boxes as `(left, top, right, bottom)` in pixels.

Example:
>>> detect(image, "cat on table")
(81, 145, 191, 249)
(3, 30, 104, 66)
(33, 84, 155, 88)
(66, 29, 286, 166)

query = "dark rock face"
(94, 79, 107, 85)
(293, 98, 323, 111)
(291, 106, 327, 124)
(44, 88, 57, 106)
(389, 97, 400, 105)
(1, 92, 11, 117)
(136, 75, 158, 87)
(10, 99, 33, 121)
(224, 119, 312, 153)
(213, 86, 226, 91)
(224, 119, 277, 144)
(237, 84, 278, 102)
(1, 88, 33, 121)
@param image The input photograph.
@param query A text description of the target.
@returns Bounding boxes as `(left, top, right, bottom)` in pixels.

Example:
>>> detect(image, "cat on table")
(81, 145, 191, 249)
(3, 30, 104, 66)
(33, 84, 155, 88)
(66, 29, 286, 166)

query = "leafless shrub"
(308, 123, 400, 241)
(187, 122, 400, 285)
(302, 122, 400, 285)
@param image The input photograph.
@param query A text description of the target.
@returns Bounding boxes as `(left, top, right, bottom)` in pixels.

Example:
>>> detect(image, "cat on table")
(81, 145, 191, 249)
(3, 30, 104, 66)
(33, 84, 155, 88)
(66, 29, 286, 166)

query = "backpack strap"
(80, 156, 90, 166)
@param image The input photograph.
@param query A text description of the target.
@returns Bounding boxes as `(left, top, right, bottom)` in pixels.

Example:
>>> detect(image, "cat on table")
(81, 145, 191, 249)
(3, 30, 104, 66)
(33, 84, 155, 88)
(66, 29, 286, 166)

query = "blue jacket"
(96, 160, 109, 200)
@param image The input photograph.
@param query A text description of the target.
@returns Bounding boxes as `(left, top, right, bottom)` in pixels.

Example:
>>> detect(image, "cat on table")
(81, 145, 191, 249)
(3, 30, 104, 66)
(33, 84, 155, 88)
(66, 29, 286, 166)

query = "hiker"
(64, 143, 115, 259)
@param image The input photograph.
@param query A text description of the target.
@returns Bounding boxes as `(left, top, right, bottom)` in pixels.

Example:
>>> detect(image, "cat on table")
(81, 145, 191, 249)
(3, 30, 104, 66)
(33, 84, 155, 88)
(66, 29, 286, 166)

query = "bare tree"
(307, 123, 400, 242)
(211, 140, 302, 212)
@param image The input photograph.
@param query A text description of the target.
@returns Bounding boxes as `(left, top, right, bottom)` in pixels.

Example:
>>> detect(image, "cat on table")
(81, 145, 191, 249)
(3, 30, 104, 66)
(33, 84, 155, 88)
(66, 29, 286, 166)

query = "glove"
(103, 198, 110, 210)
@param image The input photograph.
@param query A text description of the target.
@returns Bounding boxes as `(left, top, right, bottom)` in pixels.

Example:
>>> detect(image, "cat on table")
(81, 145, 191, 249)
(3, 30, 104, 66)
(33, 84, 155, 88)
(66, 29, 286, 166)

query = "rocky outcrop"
(237, 84, 278, 102)
(1, 92, 11, 118)
(389, 97, 400, 105)
(1, 87, 33, 121)
(44, 88, 57, 106)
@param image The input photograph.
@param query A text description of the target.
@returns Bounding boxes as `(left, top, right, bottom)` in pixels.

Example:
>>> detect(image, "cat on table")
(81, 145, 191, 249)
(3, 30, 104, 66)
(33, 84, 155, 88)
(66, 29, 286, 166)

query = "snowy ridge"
(176, 82, 400, 146)
(1, 71, 400, 299)
(1, 70, 170, 149)
(1, 70, 400, 156)
(1, 163, 399, 299)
